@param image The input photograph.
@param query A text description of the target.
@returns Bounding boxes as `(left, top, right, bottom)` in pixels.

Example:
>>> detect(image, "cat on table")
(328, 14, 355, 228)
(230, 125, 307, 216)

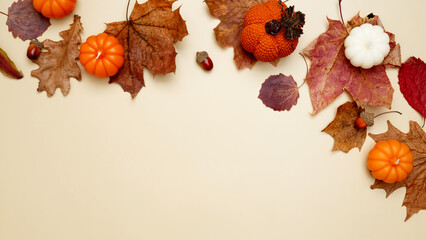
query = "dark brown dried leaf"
(104, 0, 188, 98)
(369, 121, 426, 221)
(323, 101, 367, 152)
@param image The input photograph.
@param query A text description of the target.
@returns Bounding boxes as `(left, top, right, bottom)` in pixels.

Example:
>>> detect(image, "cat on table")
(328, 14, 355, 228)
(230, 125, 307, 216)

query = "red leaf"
(303, 14, 399, 115)
(398, 57, 426, 118)
(6, 0, 51, 41)
(0, 48, 23, 79)
(258, 74, 299, 111)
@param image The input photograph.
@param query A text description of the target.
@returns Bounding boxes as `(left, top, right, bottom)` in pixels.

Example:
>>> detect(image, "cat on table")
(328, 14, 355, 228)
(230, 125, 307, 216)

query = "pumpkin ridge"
(384, 167, 397, 183)
(55, 0, 67, 14)
(103, 56, 120, 69)
(400, 155, 413, 162)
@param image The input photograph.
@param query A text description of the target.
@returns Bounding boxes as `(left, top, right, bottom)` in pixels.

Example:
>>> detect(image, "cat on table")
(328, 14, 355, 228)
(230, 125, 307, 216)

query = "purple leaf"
(259, 73, 299, 111)
(7, 0, 51, 41)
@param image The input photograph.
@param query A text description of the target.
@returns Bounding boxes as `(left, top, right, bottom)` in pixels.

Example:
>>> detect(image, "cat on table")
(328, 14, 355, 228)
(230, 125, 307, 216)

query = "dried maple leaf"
(104, 0, 188, 98)
(323, 101, 366, 152)
(6, 0, 51, 41)
(0, 48, 23, 79)
(398, 57, 426, 118)
(31, 15, 83, 96)
(258, 73, 299, 111)
(369, 121, 426, 221)
(303, 14, 400, 115)
(205, 0, 268, 69)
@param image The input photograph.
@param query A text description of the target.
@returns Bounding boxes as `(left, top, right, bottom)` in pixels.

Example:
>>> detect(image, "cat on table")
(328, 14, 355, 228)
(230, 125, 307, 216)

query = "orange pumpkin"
(79, 33, 125, 78)
(240, 0, 302, 62)
(33, 0, 77, 19)
(367, 139, 414, 183)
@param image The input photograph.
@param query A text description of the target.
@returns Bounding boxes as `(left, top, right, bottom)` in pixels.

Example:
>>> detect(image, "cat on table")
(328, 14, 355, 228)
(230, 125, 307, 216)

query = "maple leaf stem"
(374, 110, 402, 119)
(298, 52, 308, 89)
(338, 0, 344, 25)
(0, 11, 8, 17)
(126, 0, 131, 21)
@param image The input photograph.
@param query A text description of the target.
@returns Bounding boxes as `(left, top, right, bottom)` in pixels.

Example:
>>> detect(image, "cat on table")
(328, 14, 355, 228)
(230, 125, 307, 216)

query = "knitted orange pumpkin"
(240, 0, 305, 62)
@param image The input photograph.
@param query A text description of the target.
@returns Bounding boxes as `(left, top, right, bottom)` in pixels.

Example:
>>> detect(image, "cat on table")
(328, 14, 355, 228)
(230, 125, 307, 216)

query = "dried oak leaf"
(205, 0, 268, 69)
(398, 57, 426, 118)
(31, 15, 83, 96)
(0, 48, 23, 79)
(303, 14, 400, 115)
(323, 101, 366, 152)
(6, 0, 51, 41)
(258, 73, 299, 111)
(104, 0, 188, 98)
(369, 121, 426, 221)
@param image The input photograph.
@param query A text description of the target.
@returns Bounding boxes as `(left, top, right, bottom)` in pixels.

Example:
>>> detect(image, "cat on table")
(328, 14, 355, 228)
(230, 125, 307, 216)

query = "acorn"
(196, 51, 213, 71)
(355, 110, 401, 129)
(27, 39, 43, 60)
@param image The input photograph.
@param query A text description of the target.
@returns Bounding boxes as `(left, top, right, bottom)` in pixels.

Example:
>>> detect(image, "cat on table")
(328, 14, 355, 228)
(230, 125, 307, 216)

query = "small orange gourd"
(367, 139, 414, 183)
(33, 0, 77, 19)
(79, 33, 125, 78)
(240, 0, 304, 62)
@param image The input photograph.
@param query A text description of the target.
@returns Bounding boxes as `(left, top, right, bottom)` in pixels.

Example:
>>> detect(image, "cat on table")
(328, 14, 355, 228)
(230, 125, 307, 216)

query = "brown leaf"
(258, 74, 299, 111)
(31, 15, 83, 96)
(303, 14, 399, 115)
(0, 48, 23, 79)
(323, 101, 367, 152)
(104, 0, 188, 98)
(205, 0, 268, 69)
(369, 121, 426, 221)
(6, 0, 51, 41)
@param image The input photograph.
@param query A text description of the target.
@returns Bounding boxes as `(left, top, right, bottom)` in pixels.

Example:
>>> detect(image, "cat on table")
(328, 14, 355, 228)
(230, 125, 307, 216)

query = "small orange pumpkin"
(33, 0, 77, 19)
(367, 139, 414, 183)
(240, 0, 304, 62)
(79, 33, 125, 78)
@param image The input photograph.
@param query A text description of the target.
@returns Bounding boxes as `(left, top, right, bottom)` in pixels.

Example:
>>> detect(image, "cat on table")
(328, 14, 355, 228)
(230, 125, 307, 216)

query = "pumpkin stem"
(374, 111, 402, 119)
(0, 11, 8, 17)
(278, 0, 289, 9)
(338, 0, 344, 25)
(297, 52, 308, 89)
(265, 20, 282, 35)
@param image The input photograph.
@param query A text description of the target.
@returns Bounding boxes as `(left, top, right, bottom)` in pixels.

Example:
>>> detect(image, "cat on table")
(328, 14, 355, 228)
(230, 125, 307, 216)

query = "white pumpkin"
(344, 23, 390, 69)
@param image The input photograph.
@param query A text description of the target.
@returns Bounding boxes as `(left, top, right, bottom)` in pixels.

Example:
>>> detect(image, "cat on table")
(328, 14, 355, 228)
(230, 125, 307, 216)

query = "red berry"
(355, 117, 367, 129)
(27, 40, 43, 60)
(196, 51, 213, 71)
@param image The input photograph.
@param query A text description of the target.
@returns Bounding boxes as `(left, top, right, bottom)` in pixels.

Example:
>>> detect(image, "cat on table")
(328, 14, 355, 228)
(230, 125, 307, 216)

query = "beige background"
(0, 0, 425, 239)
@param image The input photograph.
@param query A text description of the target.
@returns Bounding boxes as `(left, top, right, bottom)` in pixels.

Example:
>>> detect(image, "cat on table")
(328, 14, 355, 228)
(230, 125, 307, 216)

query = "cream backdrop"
(0, 0, 425, 239)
